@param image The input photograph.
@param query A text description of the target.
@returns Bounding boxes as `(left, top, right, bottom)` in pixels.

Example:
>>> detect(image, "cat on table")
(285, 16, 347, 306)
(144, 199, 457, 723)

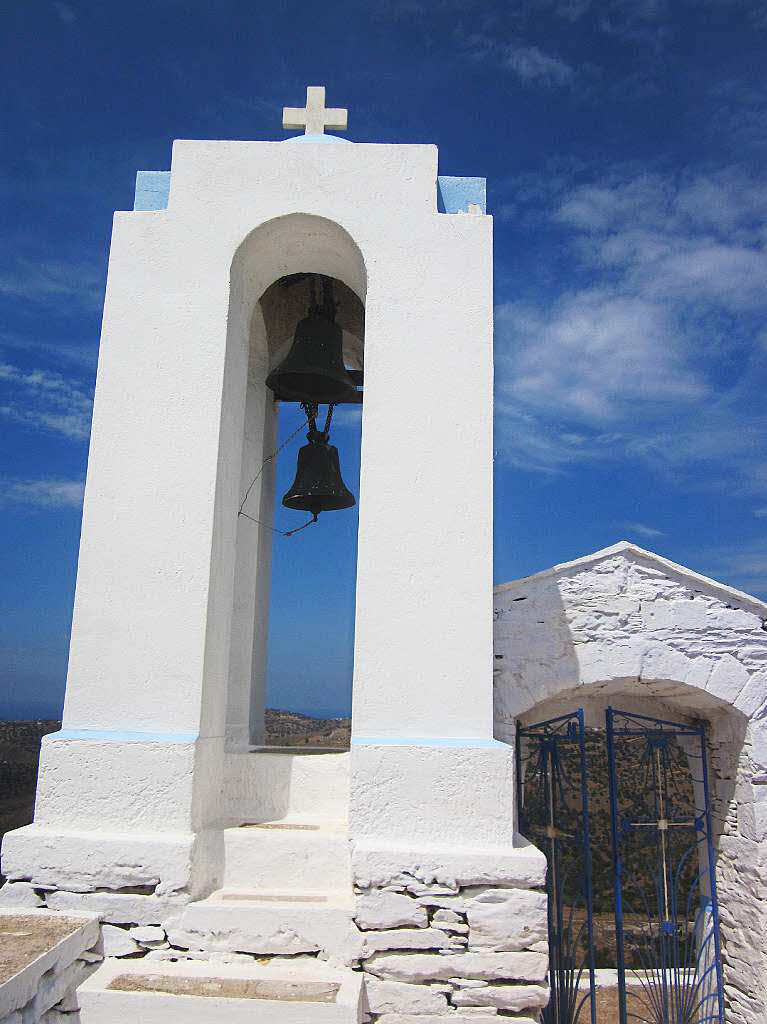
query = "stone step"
(77, 954, 363, 1023)
(162, 889, 360, 962)
(223, 818, 352, 890)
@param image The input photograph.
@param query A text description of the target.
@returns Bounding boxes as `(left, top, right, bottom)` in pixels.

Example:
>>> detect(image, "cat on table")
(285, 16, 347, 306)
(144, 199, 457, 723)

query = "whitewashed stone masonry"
(353, 875, 549, 1020)
(494, 541, 767, 1024)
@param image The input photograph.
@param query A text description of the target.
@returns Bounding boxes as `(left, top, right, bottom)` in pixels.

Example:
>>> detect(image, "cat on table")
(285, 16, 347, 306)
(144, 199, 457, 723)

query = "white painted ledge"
(0, 908, 99, 1020)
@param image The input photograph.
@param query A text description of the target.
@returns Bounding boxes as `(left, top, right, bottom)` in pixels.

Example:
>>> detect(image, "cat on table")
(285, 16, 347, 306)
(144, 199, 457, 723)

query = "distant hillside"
(0, 720, 60, 879)
(264, 709, 351, 747)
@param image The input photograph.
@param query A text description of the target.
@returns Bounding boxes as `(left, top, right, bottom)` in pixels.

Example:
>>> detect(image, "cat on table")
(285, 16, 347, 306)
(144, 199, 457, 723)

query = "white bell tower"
(3, 90, 537, 973)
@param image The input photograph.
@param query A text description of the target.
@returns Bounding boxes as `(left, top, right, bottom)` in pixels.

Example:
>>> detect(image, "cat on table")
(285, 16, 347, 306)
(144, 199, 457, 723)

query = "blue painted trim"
(134, 171, 171, 211)
(437, 175, 487, 214)
(282, 133, 352, 145)
(51, 729, 198, 743)
(352, 736, 507, 748)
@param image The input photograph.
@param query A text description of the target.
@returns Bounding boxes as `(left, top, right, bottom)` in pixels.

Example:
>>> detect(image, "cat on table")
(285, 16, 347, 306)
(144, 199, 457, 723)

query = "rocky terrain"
(0, 720, 59, 866)
(264, 708, 351, 747)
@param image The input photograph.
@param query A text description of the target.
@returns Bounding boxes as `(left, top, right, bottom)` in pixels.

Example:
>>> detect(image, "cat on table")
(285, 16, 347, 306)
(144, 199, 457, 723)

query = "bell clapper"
(283, 511, 320, 537)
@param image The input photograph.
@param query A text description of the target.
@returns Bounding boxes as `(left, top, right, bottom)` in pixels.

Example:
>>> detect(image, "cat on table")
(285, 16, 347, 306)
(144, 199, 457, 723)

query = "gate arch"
(495, 543, 767, 1024)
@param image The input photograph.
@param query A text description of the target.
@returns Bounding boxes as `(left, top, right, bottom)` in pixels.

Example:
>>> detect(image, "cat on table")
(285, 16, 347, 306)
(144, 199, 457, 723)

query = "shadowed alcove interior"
(224, 214, 367, 752)
(514, 681, 745, 1021)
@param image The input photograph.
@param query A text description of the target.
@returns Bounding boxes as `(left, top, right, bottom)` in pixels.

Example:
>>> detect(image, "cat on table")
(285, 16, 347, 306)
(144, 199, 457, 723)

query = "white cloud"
(503, 44, 574, 86)
(495, 165, 767, 494)
(0, 331, 98, 370)
(623, 521, 665, 538)
(460, 30, 576, 88)
(755, 508, 767, 518)
(498, 291, 705, 423)
(0, 361, 93, 440)
(52, 1, 76, 23)
(3, 479, 84, 508)
(0, 258, 104, 310)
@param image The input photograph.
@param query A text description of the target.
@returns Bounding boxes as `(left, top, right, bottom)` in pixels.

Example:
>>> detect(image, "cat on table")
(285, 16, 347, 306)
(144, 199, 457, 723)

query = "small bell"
(266, 278, 358, 404)
(282, 433, 356, 517)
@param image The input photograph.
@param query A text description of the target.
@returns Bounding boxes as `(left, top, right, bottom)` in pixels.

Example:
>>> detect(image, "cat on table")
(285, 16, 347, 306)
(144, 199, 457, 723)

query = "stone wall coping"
(0, 908, 99, 1018)
(493, 540, 767, 615)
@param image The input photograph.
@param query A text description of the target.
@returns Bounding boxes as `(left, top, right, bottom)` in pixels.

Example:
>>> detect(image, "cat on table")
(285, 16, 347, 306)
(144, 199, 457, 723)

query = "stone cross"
(282, 86, 348, 136)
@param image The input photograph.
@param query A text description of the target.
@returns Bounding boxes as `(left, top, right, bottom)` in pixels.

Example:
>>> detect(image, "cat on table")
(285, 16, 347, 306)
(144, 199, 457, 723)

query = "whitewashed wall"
(493, 541, 767, 1024)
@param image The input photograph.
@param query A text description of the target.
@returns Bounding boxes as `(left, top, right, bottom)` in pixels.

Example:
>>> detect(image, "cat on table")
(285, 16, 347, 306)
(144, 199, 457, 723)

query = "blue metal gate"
(516, 710, 597, 1024)
(606, 707, 725, 1024)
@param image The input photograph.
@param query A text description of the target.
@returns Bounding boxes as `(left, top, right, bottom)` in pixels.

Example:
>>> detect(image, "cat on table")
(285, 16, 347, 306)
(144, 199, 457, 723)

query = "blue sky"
(2, 0, 766, 720)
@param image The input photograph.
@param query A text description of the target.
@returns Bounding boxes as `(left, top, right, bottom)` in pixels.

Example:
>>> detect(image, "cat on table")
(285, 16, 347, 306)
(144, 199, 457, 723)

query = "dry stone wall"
(352, 876, 549, 1021)
(0, 874, 551, 1021)
(708, 718, 767, 1023)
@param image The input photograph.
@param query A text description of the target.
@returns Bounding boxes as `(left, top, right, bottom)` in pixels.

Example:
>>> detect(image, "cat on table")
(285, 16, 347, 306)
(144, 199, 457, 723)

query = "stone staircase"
(78, 954, 363, 1023)
(77, 750, 363, 1022)
(161, 817, 358, 961)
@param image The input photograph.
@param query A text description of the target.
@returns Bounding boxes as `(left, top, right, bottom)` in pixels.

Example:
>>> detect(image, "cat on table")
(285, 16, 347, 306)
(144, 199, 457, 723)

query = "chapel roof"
(494, 540, 767, 615)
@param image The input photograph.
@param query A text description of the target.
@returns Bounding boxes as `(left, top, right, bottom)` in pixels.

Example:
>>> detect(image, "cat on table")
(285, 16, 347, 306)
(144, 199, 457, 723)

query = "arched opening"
(223, 215, 367, 761)
(516, 681, 744, 1024)
(259, 273, 363, 747)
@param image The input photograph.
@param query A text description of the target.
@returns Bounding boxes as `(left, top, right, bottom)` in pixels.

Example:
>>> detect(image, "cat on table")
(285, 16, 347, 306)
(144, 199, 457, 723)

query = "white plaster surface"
(225, 750, 350, 823)
(33, 735, 199, 831)
(225, 351, 276, 750)
(60, 139, 491, 742)
(350, 745, 515, 846)
(2, 825, 219, 897)
(351, 839, 546, 891)
(222, 822, 351, 890)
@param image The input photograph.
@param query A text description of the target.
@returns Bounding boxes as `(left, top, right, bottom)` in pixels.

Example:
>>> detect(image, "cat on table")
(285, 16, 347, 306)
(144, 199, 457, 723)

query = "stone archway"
(517, 682, 741, 1022)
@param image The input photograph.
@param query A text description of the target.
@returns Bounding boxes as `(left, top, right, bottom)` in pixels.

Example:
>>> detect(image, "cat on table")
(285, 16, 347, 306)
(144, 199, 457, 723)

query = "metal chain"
(237, 406, 322, 539)
(322, 403, 335, 435)
(238, 413, 309, 516)
(239, 508, 317, 538)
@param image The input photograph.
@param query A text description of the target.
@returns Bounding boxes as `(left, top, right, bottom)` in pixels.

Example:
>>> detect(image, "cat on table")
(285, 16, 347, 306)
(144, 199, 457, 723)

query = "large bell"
(266, 310, 358, 404)
(282, 436, 356, 516)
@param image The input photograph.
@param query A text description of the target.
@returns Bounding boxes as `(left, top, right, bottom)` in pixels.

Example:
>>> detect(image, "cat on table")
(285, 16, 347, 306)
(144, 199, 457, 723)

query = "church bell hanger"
(265, 276, 358, 405)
